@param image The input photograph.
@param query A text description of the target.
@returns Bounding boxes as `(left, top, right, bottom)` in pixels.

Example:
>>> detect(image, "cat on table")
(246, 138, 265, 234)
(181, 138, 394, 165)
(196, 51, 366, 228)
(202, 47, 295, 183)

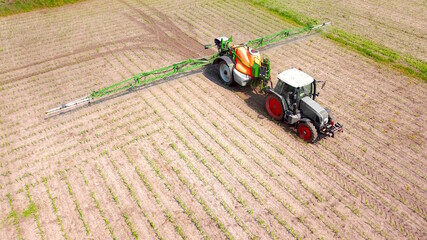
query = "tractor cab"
(275, 68, 316, 111)
(265, 68, 343, 143)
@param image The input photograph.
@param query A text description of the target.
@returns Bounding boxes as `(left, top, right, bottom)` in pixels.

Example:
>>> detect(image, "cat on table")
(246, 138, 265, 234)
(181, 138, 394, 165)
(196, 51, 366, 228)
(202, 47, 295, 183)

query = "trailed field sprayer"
(47, 22, 342, 142)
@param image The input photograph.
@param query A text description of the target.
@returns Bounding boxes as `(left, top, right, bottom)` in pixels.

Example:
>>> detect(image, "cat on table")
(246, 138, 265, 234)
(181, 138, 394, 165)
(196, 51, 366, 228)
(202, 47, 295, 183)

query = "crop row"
(154, 147, 212, 238)
(25, 184, 45, 239)
(194, 74, 415, 238)
(172, 0, 285, 44)
(6, 193, 22, 240)
(294, 39, 425, 172)
(185, 76, 384, 238)
(1, 108, 161, 189)
(0, 3, 119, 68)
(160, 85, 306, 230)
(94, 164, 140, 239)
(42, 177, 69, 240)
(102, 150, 165, 239)
(149, 87, 305, 239)
(122, 148, 188, 239)
(139, 105, 239, 239)
(137, 134, 214, 239)
(141, 92, 271, 238)
(9, 115, 162, 203)
(289, 41, 426, 233)
(78, 168, 116, 239)
(62, 174, 90, 236)
(213, 80, 401, 233)
(169, 127, 281, 239)
(293, 38, 425, 168)
(162, 81, 348, 238)
(168, 138, 256, 238)
(182, 78, 352, 233)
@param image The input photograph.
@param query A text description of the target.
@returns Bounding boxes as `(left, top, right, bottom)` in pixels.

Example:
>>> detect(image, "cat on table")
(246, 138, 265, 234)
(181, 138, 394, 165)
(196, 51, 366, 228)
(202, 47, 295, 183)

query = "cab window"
(298, 83, 312, 99)
(283, 83, 295, 94)
(302, 83, 312, 97)
(282, 83, 296, 110)
(274, 80, 284, 93)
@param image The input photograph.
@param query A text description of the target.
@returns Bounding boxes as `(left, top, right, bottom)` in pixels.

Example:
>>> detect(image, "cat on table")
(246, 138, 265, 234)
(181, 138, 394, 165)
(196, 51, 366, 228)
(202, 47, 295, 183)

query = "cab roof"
(277, 68, 314, 88)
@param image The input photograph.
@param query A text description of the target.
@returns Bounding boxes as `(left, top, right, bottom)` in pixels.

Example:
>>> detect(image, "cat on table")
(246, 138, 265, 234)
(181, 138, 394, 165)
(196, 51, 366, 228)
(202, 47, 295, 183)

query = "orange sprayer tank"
(234, 47, 261, 77)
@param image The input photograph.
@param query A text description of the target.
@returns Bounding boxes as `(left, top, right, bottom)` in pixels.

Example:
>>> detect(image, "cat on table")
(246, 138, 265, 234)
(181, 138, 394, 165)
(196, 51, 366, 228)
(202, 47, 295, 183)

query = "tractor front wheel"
(265, 94, 284, 120)
(298, 122, 318, 143)
(218, 61, 233, 85)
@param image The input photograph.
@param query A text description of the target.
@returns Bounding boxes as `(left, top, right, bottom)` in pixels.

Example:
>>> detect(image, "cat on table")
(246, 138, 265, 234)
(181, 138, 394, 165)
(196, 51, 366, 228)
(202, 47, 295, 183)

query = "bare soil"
(0, 0, 426, 239)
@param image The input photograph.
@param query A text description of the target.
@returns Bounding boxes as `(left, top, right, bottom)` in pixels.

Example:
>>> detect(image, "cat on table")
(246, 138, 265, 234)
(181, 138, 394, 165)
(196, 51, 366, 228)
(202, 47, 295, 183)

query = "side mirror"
(321, 81, 327, 89)
(315, 79, 327, 90)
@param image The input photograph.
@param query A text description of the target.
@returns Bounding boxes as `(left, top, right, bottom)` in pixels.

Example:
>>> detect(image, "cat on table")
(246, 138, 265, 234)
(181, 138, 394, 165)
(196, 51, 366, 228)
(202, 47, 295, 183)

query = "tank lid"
(249, 48, 259, 56)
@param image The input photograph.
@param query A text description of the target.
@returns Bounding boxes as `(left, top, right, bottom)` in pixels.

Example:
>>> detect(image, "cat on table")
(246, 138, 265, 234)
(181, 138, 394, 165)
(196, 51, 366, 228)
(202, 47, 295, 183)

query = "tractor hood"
(300, 97, 329, 128)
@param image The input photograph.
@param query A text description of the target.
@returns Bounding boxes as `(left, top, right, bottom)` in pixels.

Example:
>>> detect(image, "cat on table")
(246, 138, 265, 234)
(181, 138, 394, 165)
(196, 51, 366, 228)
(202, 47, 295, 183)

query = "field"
(0, 0, 426, 239)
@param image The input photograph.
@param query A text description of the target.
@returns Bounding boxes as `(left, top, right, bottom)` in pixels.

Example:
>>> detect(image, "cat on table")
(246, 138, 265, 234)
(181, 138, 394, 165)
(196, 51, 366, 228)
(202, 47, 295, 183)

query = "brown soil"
(0, 0, 426, 239)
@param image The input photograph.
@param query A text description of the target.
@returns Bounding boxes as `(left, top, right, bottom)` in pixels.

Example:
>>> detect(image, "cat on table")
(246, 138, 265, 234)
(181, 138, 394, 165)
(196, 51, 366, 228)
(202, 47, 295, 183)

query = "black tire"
(218, 61, 234, 85)
(297, 122, 318, 143)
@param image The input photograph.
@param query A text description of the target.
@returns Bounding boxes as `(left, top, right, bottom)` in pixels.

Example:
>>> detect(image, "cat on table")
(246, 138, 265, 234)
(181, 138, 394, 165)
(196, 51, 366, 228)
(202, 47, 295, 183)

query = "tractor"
(265, 68, 343, 142)
(211, 36, 342, 143)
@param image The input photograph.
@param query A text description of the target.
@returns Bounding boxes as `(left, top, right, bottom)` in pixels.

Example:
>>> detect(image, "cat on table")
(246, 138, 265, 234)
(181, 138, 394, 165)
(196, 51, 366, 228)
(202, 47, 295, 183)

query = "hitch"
(322, 122, 343, 137)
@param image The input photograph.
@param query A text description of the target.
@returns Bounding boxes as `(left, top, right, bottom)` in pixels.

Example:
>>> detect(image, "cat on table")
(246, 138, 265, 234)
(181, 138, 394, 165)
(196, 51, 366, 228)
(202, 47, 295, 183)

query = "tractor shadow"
(201, 64, 300, 139)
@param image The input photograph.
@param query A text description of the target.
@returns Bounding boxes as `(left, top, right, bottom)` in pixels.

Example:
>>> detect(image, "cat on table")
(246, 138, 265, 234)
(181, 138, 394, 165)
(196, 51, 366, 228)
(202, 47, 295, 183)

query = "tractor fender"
(213, 56, 235, 69)
(266, 87, 286, 110)
(299, 118, 312, 123)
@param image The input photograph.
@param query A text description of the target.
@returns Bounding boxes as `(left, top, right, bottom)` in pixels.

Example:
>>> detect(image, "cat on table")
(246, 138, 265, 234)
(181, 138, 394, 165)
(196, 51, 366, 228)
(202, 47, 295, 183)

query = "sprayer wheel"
(219, 61, 233, 85)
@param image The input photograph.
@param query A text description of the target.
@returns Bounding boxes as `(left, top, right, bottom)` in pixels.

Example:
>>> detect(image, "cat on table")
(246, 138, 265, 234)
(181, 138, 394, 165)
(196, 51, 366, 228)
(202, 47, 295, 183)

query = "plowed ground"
(0, 0, 426, 239)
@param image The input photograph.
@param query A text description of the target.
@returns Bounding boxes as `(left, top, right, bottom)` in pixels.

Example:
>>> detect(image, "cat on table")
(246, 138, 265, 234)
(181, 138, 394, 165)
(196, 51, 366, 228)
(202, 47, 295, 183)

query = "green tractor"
(265, 68, 343, 143)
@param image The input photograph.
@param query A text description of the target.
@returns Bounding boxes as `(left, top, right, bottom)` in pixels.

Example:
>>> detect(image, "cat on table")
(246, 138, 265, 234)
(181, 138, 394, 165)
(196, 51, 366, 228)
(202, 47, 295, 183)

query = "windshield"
(298, 83, 312, 100)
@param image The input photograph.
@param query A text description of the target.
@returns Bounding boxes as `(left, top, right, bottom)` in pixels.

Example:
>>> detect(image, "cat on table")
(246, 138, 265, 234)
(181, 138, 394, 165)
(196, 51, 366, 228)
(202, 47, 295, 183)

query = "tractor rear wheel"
(219, 61, 233, 85)
(298, 122, 318, 143)
(265, 94, 284, 120)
